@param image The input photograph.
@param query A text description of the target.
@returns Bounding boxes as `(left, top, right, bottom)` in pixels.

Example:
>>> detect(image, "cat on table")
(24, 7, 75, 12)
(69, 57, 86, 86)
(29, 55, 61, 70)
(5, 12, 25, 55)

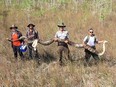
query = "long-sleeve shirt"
(26, 29, 39, 41)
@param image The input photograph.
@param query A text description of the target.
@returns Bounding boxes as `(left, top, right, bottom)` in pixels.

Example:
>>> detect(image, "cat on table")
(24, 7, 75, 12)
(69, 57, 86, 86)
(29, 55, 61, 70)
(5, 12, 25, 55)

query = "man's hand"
(28, 35, 34, 39)
(6, 38, 9, 40)
(6, 38, 11, 41)
(53, 38, 58, 42)
(64, 40, 69, 43)
(24, 39, 28, 43)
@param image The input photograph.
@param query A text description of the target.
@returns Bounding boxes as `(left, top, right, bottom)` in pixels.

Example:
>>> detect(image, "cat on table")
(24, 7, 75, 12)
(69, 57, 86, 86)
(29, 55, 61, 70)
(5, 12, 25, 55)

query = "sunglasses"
(89, 31, 93, 33)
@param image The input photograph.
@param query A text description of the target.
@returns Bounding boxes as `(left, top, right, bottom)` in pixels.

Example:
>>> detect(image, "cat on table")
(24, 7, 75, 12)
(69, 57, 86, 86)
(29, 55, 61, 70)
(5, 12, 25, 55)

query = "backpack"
(16, 30, 24, 43)
(85, 35, 97, 44)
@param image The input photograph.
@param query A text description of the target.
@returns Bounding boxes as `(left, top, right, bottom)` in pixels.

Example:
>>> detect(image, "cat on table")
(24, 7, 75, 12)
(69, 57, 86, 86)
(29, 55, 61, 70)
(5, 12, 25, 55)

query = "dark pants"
(84, 47, 99, 64)
(27, 43, 39, 59)
(12, 45, 24, 59)
(58, 46, 72, 64)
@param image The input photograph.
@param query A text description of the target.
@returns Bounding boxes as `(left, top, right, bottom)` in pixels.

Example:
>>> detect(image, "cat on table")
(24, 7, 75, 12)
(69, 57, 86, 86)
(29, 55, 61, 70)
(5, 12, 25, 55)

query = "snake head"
(104, 40, 108, 43)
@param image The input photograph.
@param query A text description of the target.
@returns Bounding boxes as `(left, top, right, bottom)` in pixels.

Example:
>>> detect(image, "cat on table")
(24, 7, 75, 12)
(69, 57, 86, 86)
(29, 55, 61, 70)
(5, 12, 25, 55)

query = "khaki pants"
(57, 46, 72, 64)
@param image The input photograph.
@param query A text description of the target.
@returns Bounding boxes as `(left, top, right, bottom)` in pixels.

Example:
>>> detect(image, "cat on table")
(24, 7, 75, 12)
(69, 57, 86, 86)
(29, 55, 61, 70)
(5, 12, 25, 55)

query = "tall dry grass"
(0, 0, 116, 87)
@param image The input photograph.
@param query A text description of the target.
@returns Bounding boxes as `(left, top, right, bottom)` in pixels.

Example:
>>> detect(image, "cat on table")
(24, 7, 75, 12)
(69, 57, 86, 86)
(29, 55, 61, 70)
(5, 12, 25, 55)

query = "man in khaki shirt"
(54, 22, 72, 65)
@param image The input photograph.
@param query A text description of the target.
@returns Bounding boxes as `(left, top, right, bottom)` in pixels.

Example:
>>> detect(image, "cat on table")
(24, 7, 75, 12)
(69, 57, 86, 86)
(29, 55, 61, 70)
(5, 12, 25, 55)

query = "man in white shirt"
(83, 28, 104, 65)
(54, 22, 72, 65)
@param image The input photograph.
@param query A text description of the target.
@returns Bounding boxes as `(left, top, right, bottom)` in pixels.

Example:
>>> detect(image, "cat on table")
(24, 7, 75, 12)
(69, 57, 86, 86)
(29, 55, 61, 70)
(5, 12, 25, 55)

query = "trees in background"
(0, 0, 113, 27)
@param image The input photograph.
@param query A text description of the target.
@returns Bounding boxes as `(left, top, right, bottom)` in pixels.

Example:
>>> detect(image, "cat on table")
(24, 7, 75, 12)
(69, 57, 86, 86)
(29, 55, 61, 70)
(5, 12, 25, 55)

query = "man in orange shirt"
(7, 25, 24, 60)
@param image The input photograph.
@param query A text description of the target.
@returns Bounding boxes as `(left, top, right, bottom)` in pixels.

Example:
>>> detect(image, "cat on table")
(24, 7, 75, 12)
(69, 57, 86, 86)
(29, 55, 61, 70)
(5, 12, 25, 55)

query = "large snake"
(19, 36, 108, 56)
(68, 40, 108, 56)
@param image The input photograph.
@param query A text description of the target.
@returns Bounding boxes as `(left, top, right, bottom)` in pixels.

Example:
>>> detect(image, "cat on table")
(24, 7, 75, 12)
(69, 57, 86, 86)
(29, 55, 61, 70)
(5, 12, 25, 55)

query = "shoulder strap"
(94, 35, 97, 43)
(16, 30, 22, 38)
(85, 35, 97, 43)
(34, 30, 38, 39)
(85, 35, 90, 43)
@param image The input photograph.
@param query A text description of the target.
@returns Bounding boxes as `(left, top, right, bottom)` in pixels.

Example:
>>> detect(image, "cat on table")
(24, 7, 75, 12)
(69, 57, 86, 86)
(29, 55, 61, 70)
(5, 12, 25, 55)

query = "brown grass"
(0, 1, 116, 87)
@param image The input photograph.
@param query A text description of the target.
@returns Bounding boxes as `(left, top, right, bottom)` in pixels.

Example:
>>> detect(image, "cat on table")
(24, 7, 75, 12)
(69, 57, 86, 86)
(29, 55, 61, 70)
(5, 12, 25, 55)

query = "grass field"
(0, 0, 116, 87)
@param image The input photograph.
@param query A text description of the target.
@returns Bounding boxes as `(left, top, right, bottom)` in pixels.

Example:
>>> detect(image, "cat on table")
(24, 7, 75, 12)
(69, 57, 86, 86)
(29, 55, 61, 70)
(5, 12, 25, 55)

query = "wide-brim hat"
(57, 22, 66, 27)
(10, 25, 18, 29)
(27, 23, 35, 27)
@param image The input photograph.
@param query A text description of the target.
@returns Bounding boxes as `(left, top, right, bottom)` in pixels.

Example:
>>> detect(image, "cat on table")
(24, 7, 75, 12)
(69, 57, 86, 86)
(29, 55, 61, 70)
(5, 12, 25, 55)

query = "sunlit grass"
(0, 0, 115, 87)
